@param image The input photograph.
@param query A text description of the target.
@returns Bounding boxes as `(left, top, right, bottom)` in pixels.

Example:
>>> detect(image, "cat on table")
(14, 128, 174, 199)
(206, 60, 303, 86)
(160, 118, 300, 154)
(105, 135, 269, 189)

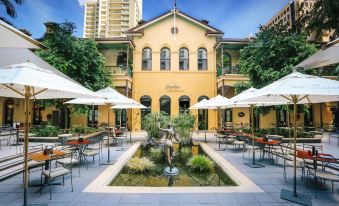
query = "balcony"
(106, 65, 133, 77)
(217, 66, 248, 88)
(217, 66, 241, 77)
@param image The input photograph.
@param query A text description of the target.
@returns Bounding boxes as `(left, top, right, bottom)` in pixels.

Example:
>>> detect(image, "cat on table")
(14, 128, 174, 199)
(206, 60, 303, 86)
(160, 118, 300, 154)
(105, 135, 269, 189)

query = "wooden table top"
(29, 150, 66, 161)
(66, 139, 91, 145)
(255, 138, 280, 145)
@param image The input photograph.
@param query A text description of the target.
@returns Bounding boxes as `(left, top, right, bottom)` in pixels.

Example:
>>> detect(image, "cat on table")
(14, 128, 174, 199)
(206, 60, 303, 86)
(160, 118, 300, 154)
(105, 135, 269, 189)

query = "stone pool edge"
(84, 142, 264, 193)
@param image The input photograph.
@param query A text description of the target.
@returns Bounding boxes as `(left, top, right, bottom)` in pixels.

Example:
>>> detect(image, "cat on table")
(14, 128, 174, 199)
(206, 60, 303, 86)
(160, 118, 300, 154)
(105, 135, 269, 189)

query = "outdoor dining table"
(66, 139, 91, 164)
(297, 150, 339, 190)
(297, 151, 339, 171)
(28, 150, 66, 187)
(255, 138, 281, 161)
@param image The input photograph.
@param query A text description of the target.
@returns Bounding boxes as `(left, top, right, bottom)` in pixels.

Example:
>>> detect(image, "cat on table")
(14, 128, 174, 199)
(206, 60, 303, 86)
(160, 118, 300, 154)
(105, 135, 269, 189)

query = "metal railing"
(217, 66, 241, 77)
(106, 65, 133, 77)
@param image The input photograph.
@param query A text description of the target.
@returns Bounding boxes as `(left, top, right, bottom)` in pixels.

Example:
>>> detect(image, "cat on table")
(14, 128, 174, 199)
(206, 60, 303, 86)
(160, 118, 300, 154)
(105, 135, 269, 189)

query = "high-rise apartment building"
(264, 0, 331, 42)
(83, 0, 142, 38)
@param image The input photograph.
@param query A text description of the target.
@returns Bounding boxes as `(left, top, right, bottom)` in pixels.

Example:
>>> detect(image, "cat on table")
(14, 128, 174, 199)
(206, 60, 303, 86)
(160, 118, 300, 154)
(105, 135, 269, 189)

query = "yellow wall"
(131, 15, 218, 131)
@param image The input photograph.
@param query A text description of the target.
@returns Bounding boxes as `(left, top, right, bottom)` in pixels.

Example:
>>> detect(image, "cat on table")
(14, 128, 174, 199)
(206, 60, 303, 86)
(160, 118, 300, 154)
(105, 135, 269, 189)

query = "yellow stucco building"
(0, 9, 336, 132)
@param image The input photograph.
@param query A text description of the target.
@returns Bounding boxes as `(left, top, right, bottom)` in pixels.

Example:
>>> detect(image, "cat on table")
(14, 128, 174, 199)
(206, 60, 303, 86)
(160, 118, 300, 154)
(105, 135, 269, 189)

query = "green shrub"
(187, 155, 213, 172)
(178, 147, 192, 162)
(71, 126, 104, 135)
(149, 147, 163, 162)
(31, 127, 60, 137)
(127, 157, 155, 173)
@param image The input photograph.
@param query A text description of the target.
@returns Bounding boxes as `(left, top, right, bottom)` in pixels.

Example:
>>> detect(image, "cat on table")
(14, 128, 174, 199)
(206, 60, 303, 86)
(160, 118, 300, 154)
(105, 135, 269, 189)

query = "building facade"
(0, 9, 335, 132)
(264, 0, 332, 42)
(83, 0, 142, 38)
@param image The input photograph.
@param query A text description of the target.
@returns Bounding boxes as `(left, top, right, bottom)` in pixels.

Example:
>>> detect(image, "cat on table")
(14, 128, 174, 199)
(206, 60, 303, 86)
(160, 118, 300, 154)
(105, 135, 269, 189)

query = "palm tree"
(0, 0, 23, 18)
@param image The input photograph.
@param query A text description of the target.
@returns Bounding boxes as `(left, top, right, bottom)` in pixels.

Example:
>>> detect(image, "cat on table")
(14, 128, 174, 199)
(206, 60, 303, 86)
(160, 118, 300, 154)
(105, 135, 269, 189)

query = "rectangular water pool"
(110, 144, 236, 187)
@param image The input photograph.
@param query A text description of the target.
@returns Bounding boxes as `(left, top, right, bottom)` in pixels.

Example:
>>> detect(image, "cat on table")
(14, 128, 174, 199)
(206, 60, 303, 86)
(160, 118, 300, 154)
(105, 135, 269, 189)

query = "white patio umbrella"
(0, 62, 98, 206)
(190, 95, 233, 149)
(205, 95, 235, 129)
(240, 71, 339, 205)
(65, 87, 137, 163)
(296, 38, 339, 69)
(230, 87, 285, 168)
(189, 99, 210, 109)
(111, 103, 146, 143)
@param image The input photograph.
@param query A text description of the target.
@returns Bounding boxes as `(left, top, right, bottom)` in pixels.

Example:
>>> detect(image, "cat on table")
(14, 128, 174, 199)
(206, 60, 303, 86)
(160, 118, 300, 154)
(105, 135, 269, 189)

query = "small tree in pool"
(142, 112, 170, 148)
(172, 112, 196, 147)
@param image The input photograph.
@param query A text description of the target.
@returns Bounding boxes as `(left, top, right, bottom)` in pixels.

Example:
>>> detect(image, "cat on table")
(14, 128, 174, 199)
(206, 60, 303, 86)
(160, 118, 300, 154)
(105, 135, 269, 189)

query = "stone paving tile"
(252, 193, 277, 203)
(219, 203, 241, 206)
(193, 193, 219, 204)
(234, 193, 259, 204)
(158, 194, 179, 204)
(214, 193, 238, 203)
(139, 194, 159, 204)
(178, 193, 199, 204)
(119, 194, 142, 204)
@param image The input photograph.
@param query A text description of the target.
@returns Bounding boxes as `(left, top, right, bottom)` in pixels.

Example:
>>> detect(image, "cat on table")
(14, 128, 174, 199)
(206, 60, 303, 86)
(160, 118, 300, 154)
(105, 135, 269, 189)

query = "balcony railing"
(106, 65, 133, 77)
(217, 66, 241, 77)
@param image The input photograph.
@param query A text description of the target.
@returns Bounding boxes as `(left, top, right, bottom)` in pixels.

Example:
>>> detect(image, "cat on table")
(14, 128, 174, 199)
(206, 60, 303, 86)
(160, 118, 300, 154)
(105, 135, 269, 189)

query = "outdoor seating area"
(0, 131, 338, 205)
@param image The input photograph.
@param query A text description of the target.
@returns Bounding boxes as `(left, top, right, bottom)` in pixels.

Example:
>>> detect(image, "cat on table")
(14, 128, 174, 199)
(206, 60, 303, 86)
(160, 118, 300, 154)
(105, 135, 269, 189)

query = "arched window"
(140, 96, 152, 129)
(117, 51, 127, 67)
(179, 48, 189, 70)
(197, 48, 207, 70)
(160, 95, 171, 115)
(198, 96, 209, 130)
(179, 95, 190, 113)
(142, 48, 152, 70)
(160, 48, 170, 70)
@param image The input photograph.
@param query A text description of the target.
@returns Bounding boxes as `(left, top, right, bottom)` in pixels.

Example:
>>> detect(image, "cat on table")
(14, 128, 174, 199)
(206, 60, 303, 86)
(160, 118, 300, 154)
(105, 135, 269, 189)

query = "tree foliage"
(0, 0, 22, 18)
(234, 81, 251, 95)
(36, 22, 112, 91)
(172, 112, 196, 146)
(35, 22, 112, 114)
(239, 25, 317, 89)
(300, 0, 339, 41)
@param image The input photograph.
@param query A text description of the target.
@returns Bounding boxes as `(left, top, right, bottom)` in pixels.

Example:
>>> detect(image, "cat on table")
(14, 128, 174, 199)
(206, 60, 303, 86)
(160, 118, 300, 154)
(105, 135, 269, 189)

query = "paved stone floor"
(0, 132, 338, 206)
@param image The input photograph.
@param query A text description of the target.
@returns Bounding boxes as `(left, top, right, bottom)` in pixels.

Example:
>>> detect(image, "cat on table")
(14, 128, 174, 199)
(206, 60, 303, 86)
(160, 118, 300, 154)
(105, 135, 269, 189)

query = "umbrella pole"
(292, 97, 297, 197)
(281, 96, 311, 206)
(129, 109, 132, 143)
(91, 104, 94, 128)
(251, 105, 255, 165)
(107, 104, 110, 163)
(23, 86, 30, 206)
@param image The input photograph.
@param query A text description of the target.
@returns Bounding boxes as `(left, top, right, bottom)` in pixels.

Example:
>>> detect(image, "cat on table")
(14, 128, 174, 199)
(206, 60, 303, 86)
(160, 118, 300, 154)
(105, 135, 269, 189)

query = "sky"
(0, 0, 290, 38)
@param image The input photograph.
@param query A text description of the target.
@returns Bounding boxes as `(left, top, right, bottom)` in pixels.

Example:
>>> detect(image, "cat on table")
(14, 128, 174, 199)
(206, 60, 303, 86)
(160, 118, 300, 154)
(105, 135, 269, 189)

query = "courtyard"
(0, 132, 338, 206)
